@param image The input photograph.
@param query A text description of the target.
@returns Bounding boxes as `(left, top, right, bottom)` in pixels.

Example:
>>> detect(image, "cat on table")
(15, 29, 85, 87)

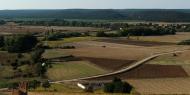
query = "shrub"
(96, 31, 107, 37)
(29, 80, 41, 90)
(42, 80, 51, 91)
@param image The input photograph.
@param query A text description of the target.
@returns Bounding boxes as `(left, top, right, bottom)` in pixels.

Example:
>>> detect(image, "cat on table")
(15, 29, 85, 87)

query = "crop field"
(147, 50, 190, 65)
(81, 57, 136, 71)
(47, 61, 108, 81)
(88, 64, 188, 80)
(46, 37, 97, 47)
(130, 32, 190, 43)
(97, 38, 175, 47)
(127, 78, 190, 94)
(1, 22, 190, 95)
(61, 41, 187, 61)
(42, 49, 69, 59)
(0, 22, 104, 35)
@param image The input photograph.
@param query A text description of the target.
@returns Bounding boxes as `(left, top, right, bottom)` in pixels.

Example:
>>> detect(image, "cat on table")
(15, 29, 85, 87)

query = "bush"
(60, 46, 75, 49)
(29, 80, 41, 90)
(96, 31, 107, 37)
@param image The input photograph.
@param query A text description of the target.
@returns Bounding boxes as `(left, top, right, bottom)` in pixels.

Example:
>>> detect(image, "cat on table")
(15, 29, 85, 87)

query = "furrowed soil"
(88, 64, 188, 80)
(81, 57, 136, 71)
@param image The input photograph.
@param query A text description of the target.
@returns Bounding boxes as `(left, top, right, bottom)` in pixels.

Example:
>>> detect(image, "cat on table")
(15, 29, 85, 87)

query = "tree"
(42, 80, 51, 91)
(104, 83, 114, 93)
(0, 36, 4, 47)
(31, 47, 45, 64)
(11, 59, 19, 70)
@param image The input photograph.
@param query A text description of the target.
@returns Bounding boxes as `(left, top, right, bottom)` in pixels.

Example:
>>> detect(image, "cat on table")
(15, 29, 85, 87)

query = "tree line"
(96, 26, 176, 37)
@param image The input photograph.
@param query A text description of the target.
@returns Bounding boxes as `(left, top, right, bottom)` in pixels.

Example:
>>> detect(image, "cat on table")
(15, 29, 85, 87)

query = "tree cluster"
(2, 34, 38, 53)
(120, 26, 176, 36)
(104, 77, 132, 93)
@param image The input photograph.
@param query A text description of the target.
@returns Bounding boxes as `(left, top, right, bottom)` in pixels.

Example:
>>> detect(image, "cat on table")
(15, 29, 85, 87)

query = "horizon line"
(0, 8, 190, 10)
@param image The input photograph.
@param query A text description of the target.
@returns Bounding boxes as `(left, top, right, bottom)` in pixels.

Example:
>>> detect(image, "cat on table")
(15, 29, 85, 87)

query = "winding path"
(52, 48, 190, 84)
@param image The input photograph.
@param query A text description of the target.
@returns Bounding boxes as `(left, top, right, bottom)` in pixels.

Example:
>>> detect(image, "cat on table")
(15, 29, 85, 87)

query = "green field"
(42, 49, 68, 59)
(46, 37, 97, 47)
(47, 61, 107, 81)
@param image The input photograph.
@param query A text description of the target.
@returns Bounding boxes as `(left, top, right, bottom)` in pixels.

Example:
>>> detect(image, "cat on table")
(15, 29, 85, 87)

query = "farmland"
(47, 61, 107, 81)
(0, 20, 190, 95)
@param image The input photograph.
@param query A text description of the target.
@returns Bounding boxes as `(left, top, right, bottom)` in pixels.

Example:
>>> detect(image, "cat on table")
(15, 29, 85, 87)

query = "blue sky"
(0, 0, 189, 9)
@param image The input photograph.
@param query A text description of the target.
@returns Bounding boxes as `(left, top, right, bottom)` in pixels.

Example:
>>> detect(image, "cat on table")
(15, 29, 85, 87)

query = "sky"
(0, 0, 189, 10)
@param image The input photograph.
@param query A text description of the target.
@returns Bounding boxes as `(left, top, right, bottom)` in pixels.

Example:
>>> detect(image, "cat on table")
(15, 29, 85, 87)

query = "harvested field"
(62, 41, 187, 61)
(0, 22, 103, 34)
(81, 57, 136, 71)
(127, 78, 190, 94)
(89, 64, 188, 80)
(132, 32, 190, 43)
(97, 38, 175, 47)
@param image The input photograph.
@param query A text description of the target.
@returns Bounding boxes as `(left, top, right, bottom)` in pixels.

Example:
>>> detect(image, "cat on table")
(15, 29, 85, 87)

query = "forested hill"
(0, 9, 190, 22)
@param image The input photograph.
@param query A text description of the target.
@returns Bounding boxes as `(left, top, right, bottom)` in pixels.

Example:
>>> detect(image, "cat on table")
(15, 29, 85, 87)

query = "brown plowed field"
(81, 57, 136, 71)
(88, 64, 188, 80)
(127, 78, 190, 94)
(97, 38, 175, 47)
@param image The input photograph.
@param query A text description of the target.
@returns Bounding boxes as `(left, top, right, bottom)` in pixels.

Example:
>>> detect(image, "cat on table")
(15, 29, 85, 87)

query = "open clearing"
(127, 78, 190, 95)
(47, 61, 108, 81)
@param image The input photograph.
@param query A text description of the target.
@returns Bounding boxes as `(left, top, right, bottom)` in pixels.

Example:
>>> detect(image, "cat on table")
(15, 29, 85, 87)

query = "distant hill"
(0, 9, 190, 22)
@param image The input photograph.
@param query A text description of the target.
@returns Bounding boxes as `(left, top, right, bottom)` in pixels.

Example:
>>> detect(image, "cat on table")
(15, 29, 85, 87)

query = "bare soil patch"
(81, 57, 136, 71)
(97, 38, 175, 47)
(89, 64, 188, 80)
